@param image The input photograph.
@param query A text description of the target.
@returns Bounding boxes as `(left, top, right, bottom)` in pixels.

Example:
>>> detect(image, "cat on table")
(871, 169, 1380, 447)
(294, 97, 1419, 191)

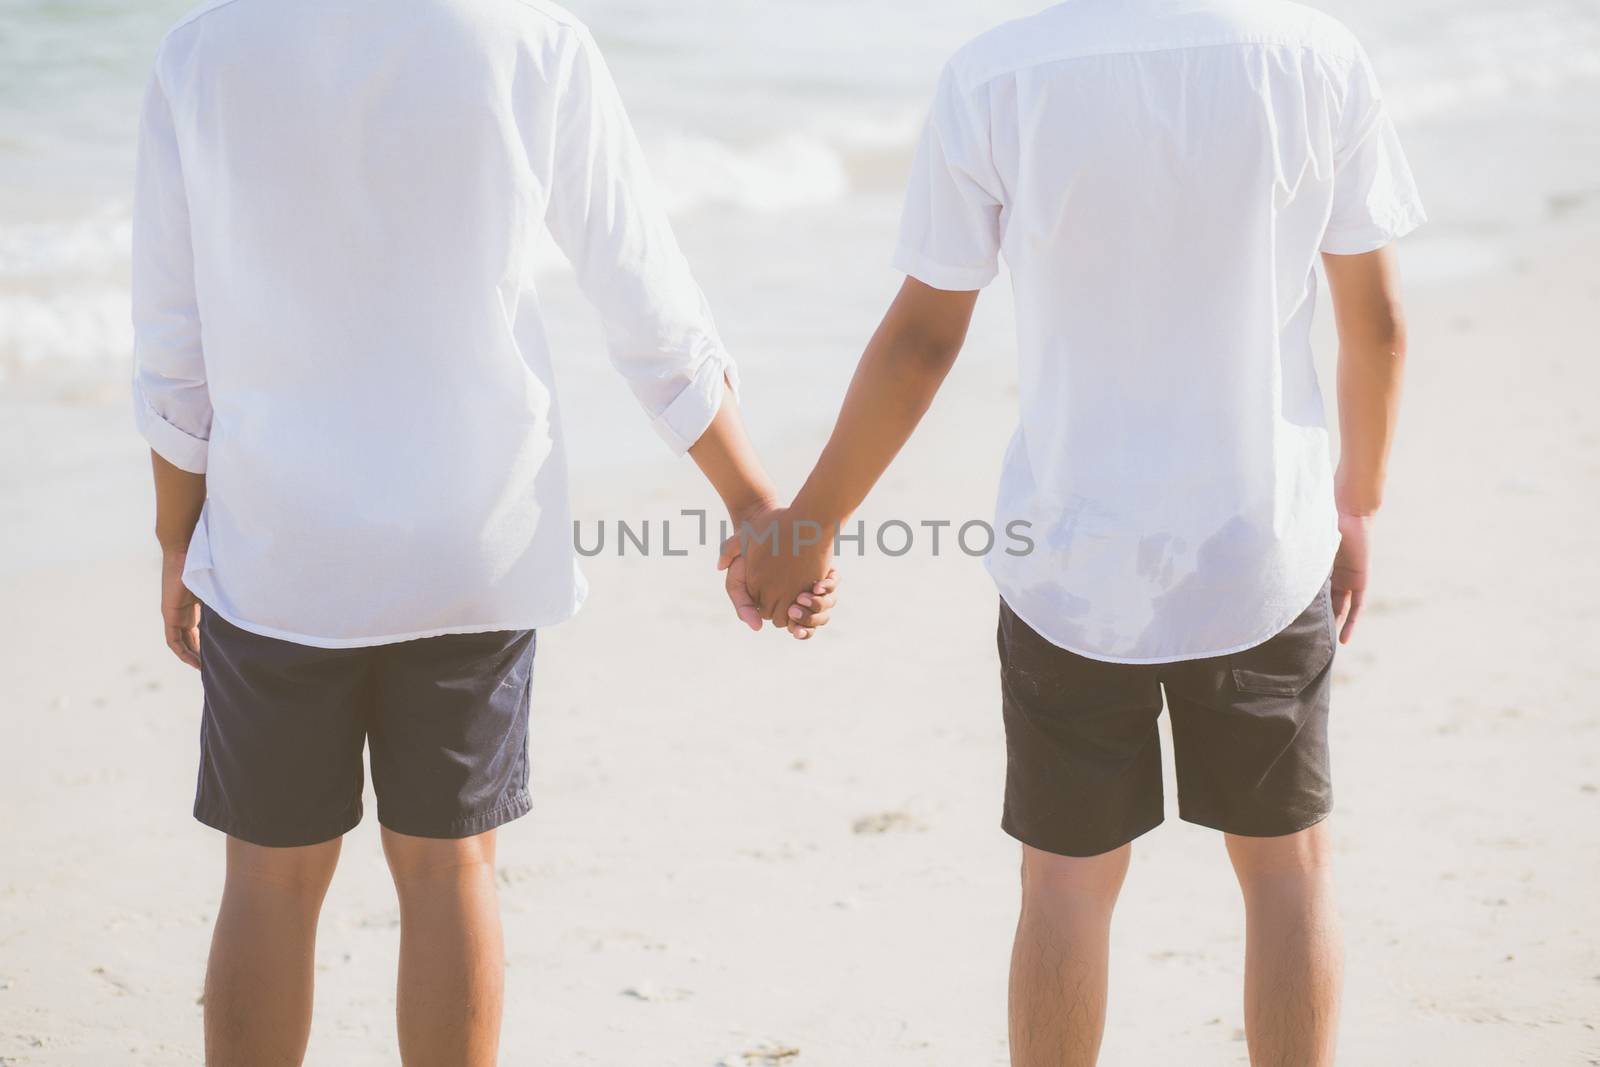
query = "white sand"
(4, 214, 1600, 1066)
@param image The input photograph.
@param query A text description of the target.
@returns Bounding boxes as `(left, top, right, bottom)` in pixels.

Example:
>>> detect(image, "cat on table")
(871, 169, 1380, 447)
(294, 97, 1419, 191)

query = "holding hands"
(703, 280, 978, 644)
(719, 504, 838, 640)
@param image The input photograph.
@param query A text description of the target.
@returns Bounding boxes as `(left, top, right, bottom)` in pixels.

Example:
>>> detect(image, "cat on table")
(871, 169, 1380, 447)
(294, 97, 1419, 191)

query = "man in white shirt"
(738, 0, 1423, 1062)
(134, 0, 832, 1062)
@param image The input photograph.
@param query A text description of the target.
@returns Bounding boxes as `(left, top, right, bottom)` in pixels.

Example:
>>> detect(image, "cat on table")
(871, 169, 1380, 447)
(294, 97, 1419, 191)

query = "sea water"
(2, 0, 1598, 404)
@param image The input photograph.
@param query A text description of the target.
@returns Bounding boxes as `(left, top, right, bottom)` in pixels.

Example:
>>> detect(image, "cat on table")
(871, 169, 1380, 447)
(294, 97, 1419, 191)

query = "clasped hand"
(718, 504, 837, 640)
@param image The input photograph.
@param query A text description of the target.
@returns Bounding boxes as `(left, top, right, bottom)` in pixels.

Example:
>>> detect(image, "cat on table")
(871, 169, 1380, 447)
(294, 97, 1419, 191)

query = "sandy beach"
(5, 0, 1600, 1062)
(5, 189, 1600, 1064)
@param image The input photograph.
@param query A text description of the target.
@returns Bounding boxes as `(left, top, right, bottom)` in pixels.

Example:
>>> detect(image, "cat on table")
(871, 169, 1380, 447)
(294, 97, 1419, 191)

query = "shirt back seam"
(162, 0, 585, 46)
(163, 0, 253, 39)
(959, 36, 1360, 95)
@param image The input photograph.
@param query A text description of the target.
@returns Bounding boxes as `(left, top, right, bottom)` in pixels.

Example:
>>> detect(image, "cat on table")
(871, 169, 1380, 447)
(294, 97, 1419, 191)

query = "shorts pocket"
(1230, 581, 1335, 697)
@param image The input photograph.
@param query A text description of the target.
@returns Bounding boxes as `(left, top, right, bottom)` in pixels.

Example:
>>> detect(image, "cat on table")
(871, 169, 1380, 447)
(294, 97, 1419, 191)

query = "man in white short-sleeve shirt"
(132, 0, 836, 1060)
(737, 0, 1423, 1062)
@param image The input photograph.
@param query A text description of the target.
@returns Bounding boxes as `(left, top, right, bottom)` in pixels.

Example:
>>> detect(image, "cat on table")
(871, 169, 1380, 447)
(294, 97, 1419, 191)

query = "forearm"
(1334, 318, 1407, 516)
(1323, 247, 1408, 517)
(687, 384, 780, 524)
(151, 449, 207, 554)
(792, 296, 970, 526)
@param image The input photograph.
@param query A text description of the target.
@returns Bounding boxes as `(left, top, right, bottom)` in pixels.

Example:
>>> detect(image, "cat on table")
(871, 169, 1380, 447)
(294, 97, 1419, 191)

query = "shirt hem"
(988, 546, 1339, 666)
(190, 593, 585, 650)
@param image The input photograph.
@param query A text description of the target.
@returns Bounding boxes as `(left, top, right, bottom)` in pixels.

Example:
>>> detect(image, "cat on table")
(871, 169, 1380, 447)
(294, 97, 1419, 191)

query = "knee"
(382, 828, 496, 888)
(1227, 823, 1334, 895)
(224, 837, 341, 901)
(1019, 843, 1130, 910)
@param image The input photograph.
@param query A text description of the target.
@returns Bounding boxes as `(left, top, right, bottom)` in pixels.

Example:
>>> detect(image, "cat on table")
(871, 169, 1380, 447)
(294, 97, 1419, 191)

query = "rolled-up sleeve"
(131, 66, 210, 474)
(543, 27, 736, 455)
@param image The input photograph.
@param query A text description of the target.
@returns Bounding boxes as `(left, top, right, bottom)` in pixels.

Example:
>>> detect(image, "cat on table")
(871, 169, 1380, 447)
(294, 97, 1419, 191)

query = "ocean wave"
(807, 108, 925, 152)
(1383, 4, 1600, 120)
(0, 130, 865, 386)
(645, 131, 852, 215)
(0, 287, 131, 386)
(8, 0, 1600, 393)
(0, 210, 133, 388)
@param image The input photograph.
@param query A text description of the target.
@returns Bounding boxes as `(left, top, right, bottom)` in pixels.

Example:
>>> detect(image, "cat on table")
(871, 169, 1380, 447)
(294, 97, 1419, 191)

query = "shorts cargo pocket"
(1230, 580, 1336, 697)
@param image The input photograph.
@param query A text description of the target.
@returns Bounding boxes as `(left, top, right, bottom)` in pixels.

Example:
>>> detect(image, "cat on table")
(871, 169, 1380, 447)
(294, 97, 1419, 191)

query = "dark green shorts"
(195, 606, 535, 848)
(997, 581, 1336, 857)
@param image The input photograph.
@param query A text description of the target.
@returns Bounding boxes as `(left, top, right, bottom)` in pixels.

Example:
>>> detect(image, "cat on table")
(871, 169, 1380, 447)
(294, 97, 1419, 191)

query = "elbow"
(1353, 301, 1408, 364)
(889, 323, 965, 382)
(906, 336, 964, 379)
(1380, 303, 1409, 361)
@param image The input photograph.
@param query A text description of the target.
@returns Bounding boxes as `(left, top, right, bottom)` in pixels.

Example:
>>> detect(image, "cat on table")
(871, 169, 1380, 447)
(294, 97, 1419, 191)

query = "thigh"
(369, 629, 535, 839)
(997, 601, 1165, 858)
(1164, 581, 1336, 838)
(197, 607, 371, 847)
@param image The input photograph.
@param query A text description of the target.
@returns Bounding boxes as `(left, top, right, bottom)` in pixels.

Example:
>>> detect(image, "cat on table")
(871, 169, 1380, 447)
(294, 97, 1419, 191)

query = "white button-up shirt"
(896, 0, 1425, 663)
(133, 0, 735, 647)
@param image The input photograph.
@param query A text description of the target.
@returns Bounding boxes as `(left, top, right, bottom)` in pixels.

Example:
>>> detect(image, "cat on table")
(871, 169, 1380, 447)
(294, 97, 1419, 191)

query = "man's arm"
(540, 27, 834, 637)
(686, 386, 778, 525)
(541, 27, 739, 455)
(134, 63, 212, 666)
(152, 451, 207, 667)
(737, 278, 979, 625)
(1322, 245, 1409, 642)
(686, 387, 781, 633)
(795, 279, 979, 524)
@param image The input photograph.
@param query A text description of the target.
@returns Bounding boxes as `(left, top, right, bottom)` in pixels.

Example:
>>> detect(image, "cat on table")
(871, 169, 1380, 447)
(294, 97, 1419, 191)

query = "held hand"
(1331, 512, 1371, 645)
(719, 500, 785, 633)
(736, 506, 835, 631)
(786, 572, 839, 641)
(718, 551, 838, 640)
(161, 550, 202, 668)
(718, 505, 838, 639)
(721, 552, 766, 633)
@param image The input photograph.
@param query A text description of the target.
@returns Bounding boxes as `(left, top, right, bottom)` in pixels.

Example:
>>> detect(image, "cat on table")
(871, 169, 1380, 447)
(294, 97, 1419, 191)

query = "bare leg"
(1226, 823, 1343, 1067)
(1009, 843, 1131, 1067)
(382, 828, 504, 1067)
(204, 836, 341, 1067)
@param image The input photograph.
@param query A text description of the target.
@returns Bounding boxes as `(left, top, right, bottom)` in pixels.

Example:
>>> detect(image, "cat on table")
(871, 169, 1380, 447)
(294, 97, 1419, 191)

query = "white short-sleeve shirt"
(895, 0, 1425, 663)
(132, 0, 735, 647)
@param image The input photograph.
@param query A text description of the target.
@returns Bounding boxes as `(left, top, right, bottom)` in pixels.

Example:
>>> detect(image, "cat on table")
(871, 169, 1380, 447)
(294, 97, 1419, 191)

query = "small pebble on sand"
(622, 982, 691, 1003)
(720, 1043, 801, 1066)
(851, 811, 924, 835)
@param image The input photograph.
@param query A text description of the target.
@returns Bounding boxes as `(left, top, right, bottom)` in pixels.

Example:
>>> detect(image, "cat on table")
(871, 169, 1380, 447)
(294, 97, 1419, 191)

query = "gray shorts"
(195, 606, 535, 847)
(998, 580, 1336, 857)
